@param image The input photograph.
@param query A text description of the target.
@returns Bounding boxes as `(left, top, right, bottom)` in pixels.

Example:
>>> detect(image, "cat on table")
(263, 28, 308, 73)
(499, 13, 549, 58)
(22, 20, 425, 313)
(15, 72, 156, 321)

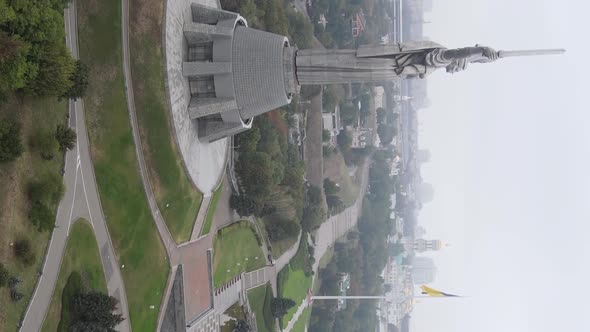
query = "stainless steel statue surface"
(294, 41, 566, 84)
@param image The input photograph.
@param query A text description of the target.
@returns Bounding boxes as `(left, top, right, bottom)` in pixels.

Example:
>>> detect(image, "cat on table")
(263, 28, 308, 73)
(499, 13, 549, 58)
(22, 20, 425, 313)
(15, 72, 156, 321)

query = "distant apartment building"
(412, 256, 437, 285)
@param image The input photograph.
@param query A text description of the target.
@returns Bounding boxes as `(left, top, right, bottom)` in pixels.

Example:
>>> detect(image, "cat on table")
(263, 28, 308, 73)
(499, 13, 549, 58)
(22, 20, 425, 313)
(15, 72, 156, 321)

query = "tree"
(13, 237, 35, 265)
(271, 297, 296, 318)
(30, 201, 55, 231)
(0, 119, 23, 161)
(0, 263, 8, 288)
(323, 178, 339, 196)
(0, 0, 76, 97)
(322, 129, 331, 143)
(27, 173, 64, 231)
(71, 291, 124, 331)
(61, 60, 88, 99)
(326, 194, 344, 214)
(339, 102, 358, 126)
(264, 217, 300, 242)
(233, 319, 253, 332)
(238, 126, 260, 153)
(239, 0, 264, 27)
(287, 9, 314, 49)
(377, 123, 396, 145)
(26, 41, 75, 96)
(55, 124, 76, 151)
(376, 107, 386, 123)
(337, 129, 352, 150)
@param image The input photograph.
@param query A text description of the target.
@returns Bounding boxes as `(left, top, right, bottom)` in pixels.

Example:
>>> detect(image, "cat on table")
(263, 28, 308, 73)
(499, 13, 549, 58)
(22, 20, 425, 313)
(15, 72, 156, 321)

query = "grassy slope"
(213, 221, 265, 287)
(0, 96, 66, 330)
(129, 0, 202, 244)
(324, 150, 359, 207)
(247, 284, 274, 332)
(41, 221, 107, 332)
(278, 239, 312, 328)
(77, 1, 168, 330)
(200, 181, 223, 236)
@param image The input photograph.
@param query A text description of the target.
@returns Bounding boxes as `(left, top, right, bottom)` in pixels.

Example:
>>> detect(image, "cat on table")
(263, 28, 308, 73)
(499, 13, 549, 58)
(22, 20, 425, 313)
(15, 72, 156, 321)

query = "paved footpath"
(283, 160, 371, 332)
(20, 2, 131, 331)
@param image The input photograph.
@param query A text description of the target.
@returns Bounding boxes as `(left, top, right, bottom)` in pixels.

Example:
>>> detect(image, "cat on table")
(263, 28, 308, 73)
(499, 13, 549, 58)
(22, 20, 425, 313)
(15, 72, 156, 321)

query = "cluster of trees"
(376, 107, 398, 145)
(0, 0, 88, 100)
(232, 114, 305, 241)
(61, 272, 124, 331)
(0, 118, 76, 163)
(222, 0, 314, 48)
(310, 0, 389, 48)
(301, 185, 326, 232)
(309, 150, 395, 331)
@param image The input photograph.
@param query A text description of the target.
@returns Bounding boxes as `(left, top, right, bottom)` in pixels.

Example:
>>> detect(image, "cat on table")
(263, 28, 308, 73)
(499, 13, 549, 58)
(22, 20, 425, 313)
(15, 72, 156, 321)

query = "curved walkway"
(20, 3, 131, 331)
(121, 0, 225, 327)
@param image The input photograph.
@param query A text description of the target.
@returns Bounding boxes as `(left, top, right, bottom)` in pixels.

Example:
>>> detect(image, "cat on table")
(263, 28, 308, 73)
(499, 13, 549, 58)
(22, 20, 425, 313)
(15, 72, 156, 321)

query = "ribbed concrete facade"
(232, 26, 294, 119)
(183, 3, 297, 142)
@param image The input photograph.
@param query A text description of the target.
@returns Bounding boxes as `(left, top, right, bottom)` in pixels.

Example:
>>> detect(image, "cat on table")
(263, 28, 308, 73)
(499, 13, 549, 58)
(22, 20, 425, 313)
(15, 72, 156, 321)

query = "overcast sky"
(413, 0, 590, 331)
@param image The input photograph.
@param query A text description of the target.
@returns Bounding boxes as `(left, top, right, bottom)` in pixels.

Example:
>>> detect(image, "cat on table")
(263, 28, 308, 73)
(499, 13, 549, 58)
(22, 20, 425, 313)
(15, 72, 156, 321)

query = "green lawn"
(278, 239, 313, 328)
(41, 220, 107, 332)
(0, 96, 66, 328)
(213, 221, 266, 287)
(128, 0, 202, 244)
(200, 181, 224, 236)
(291, 307, 311, 332)
(247, 284, 274, 332)
(77, 1, 169, 330)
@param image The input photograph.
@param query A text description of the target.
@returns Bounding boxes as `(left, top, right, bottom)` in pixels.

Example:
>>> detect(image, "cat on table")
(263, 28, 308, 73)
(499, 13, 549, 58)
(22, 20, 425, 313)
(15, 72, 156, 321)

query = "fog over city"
(414, 0, 590, 331)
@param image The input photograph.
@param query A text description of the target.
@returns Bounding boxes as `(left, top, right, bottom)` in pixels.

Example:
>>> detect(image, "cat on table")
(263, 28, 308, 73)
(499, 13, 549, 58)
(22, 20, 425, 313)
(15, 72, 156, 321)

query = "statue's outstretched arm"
(442, 46, 498, 62)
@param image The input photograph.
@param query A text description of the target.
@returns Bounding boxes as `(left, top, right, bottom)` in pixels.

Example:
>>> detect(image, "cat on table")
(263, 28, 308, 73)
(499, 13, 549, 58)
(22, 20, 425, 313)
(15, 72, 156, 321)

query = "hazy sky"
(413, 0, 590, 331)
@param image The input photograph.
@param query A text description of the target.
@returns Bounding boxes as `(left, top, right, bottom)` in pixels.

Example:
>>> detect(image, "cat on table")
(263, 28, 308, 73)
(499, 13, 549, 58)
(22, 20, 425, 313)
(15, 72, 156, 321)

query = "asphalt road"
(20, 2, 131, 331)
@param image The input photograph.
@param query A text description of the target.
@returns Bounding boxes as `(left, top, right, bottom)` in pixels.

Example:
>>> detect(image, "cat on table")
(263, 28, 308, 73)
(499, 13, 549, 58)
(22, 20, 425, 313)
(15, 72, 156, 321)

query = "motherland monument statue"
(177, 4, 565, 142)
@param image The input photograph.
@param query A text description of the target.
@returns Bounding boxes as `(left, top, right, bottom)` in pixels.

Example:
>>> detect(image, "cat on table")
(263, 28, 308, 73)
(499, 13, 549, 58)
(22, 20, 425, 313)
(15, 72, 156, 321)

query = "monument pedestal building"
(183, 4, 298, 142)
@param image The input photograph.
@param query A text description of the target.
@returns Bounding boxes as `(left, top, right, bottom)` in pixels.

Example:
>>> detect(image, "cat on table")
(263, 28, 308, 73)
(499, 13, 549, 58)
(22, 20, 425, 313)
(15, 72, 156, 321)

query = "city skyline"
(415, 0, 589, 331)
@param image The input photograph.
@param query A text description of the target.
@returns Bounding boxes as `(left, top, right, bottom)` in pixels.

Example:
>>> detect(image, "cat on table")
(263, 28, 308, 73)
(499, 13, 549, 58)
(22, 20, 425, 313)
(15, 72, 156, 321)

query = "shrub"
(8, 276, 21, 289)
(0, 119, 23, 162)
(60, 60, 89, 99)
(10, 288, 24, 302)
(271, 297, 296, 318)
(13, 237, 35, 266)
(55, 124, 76, 151)
(30, 201, 55, 231)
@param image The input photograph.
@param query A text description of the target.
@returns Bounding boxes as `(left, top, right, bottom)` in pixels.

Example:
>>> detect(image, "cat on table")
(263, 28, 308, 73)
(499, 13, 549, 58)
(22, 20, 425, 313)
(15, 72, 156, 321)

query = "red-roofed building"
(351, 10, 366, 37)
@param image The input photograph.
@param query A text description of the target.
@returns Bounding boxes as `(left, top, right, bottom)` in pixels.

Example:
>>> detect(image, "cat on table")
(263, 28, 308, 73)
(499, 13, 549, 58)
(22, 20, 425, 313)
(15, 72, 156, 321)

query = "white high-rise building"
(412, 257, 437, 284)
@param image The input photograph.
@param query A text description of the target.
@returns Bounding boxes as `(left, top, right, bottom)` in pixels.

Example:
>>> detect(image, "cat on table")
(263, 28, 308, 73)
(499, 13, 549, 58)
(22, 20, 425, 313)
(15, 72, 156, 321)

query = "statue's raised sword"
(470, 48, 566, 63)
